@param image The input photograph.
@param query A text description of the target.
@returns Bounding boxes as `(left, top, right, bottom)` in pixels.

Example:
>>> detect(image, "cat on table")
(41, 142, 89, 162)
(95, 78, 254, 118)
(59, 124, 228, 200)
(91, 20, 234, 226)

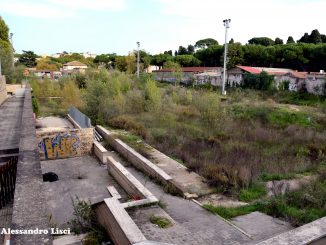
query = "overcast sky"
(1, 0, 325, 55)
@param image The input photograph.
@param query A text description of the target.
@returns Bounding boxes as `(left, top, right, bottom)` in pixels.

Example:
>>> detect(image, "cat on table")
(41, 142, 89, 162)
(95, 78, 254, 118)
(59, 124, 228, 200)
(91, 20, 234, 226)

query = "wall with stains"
(36, 128, 93, 160)
(0, 76, 6, 105)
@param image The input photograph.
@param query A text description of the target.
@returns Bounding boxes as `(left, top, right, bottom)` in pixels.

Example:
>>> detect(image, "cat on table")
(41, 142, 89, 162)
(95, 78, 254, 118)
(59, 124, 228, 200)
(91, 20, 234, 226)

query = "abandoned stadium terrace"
(1, 82, 326, 245)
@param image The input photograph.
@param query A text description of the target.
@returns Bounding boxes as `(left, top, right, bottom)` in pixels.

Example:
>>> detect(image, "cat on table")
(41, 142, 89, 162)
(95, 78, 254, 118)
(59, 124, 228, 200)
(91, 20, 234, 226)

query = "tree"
(18, 50, 37, 67)
(194, 44, 223, 66)
(151, 53, 173, 67)
(164, 50, 172, 56)
(195, 38, 218, 49)
(275, 37, 283, 45)
(321, 35, 326, 43)
(177, 46, 188, 55)
(163, 61, 183, 86)
(94, 54, 111, 67)
(187, 45, 195, 54)
(308, 29, 322, 44)
(226, 43, 244, 68)
(175, 55, 201, 67)
(0, 40, 14, 79)
(298, 32, 310, 43)
(0, 16, 9, 42)
(248, 37, 275, 46)
(286, 36, 295, 44)
(229, 38, 234, 44)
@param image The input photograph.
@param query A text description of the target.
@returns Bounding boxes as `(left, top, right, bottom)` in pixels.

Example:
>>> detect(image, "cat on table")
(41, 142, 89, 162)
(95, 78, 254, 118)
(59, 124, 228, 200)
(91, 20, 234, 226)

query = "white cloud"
(1, 1, 75, 19)
(1, 0, 126, 19)
(155, 0, 326, 45)
(48, 0, 126, 11)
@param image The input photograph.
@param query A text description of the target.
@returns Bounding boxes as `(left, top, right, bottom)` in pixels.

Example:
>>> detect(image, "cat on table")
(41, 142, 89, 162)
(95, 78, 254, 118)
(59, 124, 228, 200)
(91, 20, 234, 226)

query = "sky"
(1, 0, 326, 56)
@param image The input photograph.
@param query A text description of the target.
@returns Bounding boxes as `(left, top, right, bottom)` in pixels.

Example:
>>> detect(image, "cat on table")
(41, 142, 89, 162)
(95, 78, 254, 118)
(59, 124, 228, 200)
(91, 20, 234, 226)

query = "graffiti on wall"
(38, 133, 80, 160)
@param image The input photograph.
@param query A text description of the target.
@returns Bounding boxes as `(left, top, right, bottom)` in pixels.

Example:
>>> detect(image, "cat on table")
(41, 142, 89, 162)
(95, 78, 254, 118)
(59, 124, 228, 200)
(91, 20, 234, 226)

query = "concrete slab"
(0, 97, 23, 151)
(105, 148, 251, 245)
(36, 116, 74, 130)
(231, 211, 292, 242)
(41, 155, 128, 226)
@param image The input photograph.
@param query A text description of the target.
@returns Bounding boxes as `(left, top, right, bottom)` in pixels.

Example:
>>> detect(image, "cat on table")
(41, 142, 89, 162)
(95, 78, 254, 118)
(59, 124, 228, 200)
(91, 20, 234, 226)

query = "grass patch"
(260, 172, 296, 182)
(232, 105, 319, 128)
(203, 203, 262, 219)
(149, 215, 172, 228)
(238, 183, 267, 202)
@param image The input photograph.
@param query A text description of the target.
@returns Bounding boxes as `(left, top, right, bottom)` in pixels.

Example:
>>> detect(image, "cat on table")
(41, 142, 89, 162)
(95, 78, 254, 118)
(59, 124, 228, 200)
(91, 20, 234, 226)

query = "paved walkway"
(0, 97, 24, 152)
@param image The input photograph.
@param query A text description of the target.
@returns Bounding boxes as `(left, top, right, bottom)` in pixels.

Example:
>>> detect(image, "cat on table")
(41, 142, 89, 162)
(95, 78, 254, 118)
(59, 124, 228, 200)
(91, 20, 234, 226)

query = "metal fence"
(69, 106, 92, 128)
(0, 156, 18, 209)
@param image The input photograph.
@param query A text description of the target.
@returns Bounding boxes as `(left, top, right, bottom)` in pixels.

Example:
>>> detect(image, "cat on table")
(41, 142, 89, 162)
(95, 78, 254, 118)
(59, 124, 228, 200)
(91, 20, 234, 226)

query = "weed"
(149, 215, 172, 228)
(238, 183, 267, 202)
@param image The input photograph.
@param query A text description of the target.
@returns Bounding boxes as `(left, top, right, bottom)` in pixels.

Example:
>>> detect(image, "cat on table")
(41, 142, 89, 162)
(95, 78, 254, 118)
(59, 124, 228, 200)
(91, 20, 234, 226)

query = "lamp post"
(136, 42, 140, 78)
(222, 19, 231, 95)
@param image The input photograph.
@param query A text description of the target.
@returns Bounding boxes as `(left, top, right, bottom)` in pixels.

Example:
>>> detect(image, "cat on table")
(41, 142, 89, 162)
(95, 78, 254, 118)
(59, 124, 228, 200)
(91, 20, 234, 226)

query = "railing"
(0, 156, 18, 209)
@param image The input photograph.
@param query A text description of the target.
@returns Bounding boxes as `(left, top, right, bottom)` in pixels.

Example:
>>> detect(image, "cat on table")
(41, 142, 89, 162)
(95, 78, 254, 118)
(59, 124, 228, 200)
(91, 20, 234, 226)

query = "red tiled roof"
(236, 66, 308, 79)
(153, 67, 221, 73)
(236, 66, 261, 74)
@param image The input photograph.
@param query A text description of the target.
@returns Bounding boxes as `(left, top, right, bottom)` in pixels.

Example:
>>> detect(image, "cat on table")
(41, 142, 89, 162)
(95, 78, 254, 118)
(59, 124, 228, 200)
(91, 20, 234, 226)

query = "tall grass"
(35, 70, 326, 190)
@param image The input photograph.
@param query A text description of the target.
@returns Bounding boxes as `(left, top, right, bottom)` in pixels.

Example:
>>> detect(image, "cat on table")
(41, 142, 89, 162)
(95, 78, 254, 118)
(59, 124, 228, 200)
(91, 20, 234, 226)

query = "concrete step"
(231, 211, 293, 243)
(52, 234, 86, 245)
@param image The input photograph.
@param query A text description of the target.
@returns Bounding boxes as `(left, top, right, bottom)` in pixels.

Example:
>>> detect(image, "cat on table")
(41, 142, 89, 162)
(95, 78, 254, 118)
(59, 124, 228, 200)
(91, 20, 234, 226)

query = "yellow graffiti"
(40, 134, 80, 160)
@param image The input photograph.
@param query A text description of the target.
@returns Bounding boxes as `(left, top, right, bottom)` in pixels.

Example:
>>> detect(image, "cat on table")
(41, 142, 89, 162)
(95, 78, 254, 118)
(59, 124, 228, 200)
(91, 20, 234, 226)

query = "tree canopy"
(18, 50, 37, 67)
(195, 38, 218, 49)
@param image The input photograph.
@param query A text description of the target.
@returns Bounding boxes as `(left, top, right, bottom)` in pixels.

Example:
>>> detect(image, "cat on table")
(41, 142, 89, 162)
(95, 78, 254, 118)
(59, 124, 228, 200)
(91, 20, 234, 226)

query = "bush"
(242, 71, 275, 91)
(144, 79, 161, 111)
(149, 215, 172, 228)
(109, 115, 148, 139)
(32, 97, 39, 116)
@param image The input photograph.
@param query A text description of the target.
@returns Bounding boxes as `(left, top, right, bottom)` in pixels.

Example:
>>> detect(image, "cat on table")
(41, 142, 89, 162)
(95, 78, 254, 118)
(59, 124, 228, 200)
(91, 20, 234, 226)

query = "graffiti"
(38, 133, 80, 160)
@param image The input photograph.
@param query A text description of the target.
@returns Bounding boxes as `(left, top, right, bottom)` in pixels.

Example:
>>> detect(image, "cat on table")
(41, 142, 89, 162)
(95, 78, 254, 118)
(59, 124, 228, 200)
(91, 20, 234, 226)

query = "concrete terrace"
(41, 155, 128, 226)
(0, 97, 24, 153)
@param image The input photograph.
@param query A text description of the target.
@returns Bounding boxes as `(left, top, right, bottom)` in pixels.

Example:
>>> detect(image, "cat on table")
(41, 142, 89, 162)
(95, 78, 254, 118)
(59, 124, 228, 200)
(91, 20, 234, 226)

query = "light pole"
(136, 41, 140, 78)
(222, 19, 231, 95)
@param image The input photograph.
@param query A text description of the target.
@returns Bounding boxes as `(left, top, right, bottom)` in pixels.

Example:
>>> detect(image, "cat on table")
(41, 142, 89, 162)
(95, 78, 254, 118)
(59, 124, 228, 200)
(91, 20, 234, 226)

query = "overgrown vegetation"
(67, 197, 110, 245)
(205, 174, 326, 226)
(149, 215, 172, 228)
(29, 69, 326, 225)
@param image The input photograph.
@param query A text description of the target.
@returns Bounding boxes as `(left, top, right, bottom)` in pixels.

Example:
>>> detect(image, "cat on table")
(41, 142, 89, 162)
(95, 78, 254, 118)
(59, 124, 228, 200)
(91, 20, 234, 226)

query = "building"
(227, 66, 316, 92)
(153, 67, 222, 84)
(62, 61, 88, 73)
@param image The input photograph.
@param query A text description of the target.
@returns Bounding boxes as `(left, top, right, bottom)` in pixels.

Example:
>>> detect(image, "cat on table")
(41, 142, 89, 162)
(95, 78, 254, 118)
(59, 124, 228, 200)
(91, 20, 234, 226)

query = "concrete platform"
(0, 97, 23, 151)
(41, 155, 128, 226)
(231, 211, 292, 242)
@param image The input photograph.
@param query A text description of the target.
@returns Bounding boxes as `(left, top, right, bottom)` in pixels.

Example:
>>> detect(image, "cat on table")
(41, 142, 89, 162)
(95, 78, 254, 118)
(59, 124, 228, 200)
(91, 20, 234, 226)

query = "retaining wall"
(96, 126, 172, 185)
(94, 198, 147, 245)
(0, 76, 6, 105)
(36, 128, 93, 160)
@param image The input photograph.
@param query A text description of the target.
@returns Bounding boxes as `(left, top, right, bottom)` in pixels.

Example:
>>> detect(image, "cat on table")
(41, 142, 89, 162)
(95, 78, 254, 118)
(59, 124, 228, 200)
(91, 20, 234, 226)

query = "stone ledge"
(256, 216, 326, 245)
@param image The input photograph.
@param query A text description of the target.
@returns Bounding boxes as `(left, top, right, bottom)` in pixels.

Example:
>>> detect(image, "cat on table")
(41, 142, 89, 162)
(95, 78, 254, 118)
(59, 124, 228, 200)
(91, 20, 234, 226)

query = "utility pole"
(136, 41, 140, 78)
(222, 19, 231, 95)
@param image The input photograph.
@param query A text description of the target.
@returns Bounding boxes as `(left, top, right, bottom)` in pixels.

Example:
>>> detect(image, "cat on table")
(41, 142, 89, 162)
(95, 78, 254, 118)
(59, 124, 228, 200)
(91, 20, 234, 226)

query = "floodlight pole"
(222, 19, 231, 95)
(136, 42, 140, 78)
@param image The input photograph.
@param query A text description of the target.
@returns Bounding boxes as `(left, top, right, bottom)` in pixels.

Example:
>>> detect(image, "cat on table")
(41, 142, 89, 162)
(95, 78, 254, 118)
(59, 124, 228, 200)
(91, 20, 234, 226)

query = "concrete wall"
(36, 128, 93, 160)
(0, 76, 6, 105)
(6, 84, 25, 95)
(11, 87, 52, 244)
(96, 126, 172, 185)
(94, 198, 147, 245)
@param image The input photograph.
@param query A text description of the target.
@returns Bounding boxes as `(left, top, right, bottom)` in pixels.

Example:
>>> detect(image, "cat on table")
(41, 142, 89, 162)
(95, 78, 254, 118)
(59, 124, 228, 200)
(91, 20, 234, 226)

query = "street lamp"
(136, 42, 140, 78)
(222, 19, 231, 95)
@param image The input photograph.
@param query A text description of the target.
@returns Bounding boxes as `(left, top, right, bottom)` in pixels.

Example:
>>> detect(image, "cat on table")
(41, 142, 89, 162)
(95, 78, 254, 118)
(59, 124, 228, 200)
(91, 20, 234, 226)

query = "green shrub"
(260, 173, 296, 182)
(144, 79, 161, 111)
(238, 183, 267, 202)
(32, 97, 39, 115)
